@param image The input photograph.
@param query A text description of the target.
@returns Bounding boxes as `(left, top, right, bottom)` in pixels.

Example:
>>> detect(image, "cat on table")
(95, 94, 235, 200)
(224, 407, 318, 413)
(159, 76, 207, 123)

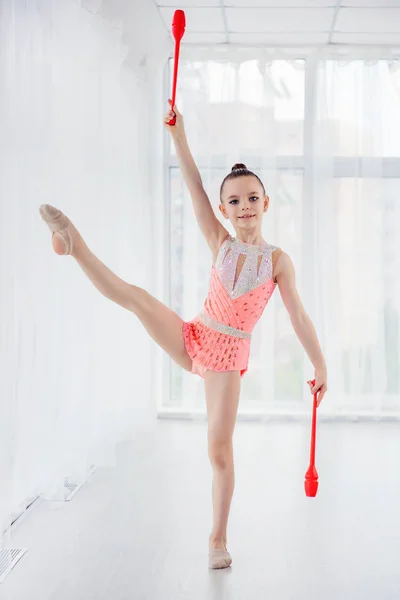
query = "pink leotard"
(182, 234, 281, 378)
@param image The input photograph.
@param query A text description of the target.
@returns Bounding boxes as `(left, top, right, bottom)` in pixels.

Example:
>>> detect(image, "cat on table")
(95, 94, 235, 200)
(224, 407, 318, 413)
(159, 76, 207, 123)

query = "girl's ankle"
(209, 534, 227, 549)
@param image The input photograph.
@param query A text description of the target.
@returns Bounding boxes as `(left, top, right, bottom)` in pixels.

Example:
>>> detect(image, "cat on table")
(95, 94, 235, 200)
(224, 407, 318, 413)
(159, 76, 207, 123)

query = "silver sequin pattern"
(215, 236, 278, 300)
(197, 311, 252, 339)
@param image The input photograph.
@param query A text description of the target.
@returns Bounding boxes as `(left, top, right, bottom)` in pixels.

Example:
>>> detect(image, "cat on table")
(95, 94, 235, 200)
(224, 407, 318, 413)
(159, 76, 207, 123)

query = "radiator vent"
(0, 548, 28, 583)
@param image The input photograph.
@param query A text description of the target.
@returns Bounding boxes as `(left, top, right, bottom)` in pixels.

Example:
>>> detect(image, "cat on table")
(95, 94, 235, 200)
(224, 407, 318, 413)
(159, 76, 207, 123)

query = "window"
(164, 55, 400, 415)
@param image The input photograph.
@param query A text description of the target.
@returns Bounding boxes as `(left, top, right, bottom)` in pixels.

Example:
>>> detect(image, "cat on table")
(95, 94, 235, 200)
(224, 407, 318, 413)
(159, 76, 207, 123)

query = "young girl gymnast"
(39, 101, 327, 570)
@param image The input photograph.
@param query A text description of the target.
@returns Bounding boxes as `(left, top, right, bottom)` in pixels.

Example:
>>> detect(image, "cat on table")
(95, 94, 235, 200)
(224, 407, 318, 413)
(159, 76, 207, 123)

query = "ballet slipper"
(39, 204, 74, 255)
(208, 548, 232, 569)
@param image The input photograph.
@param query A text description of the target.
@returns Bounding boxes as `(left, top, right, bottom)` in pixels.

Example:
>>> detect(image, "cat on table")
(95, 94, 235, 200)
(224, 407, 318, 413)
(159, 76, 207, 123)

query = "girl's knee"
(208, 440, 233, 469)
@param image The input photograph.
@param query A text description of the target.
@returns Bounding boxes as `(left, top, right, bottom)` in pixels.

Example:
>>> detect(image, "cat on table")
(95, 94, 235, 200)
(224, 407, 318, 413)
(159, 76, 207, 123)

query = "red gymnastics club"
(167, 9, 186, 126)
(304, 379, 319, 497)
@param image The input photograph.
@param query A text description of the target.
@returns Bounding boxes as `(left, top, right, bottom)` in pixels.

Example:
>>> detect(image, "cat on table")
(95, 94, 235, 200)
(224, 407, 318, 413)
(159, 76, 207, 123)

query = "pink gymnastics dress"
(182, 234, 281, 378)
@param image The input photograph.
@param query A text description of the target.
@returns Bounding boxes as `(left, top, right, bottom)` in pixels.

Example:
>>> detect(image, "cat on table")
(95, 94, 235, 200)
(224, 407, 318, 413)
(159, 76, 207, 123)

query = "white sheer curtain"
(310, 55, 400, 416)
(0, 0, 165, 549)
(165, 47, 400, 419)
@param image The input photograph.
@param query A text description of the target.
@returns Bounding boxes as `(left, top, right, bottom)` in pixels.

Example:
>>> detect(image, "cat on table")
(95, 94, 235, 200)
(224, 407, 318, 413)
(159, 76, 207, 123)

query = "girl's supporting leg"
(204, 370, 240, 553)
(40, 205, 193, 372)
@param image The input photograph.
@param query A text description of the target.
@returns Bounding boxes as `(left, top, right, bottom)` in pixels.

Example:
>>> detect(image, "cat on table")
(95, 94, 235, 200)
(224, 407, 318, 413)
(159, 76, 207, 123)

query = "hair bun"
(231, 163, 247, 172)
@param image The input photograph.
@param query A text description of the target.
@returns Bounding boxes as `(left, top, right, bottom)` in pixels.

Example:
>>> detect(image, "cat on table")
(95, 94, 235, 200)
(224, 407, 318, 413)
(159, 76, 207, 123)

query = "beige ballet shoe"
(208, 547, 232, 570)
(39, 204, 74, 255)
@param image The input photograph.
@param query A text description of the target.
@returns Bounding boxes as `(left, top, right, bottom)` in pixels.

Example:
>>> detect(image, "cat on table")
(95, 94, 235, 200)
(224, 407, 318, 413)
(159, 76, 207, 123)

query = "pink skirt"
(182, 318, 250, 379)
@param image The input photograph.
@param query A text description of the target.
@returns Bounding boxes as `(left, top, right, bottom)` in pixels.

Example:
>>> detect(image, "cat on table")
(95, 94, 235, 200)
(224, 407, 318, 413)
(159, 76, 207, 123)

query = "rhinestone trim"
(197, 311, 251, 339)
(215, 236, 278, 300)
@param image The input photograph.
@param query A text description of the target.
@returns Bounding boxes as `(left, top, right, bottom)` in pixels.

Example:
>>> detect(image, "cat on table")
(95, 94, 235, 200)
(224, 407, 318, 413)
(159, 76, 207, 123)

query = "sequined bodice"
(186, 235, 280, 373)
(195, 235, 279, 337)
(214, 235, 278, 300)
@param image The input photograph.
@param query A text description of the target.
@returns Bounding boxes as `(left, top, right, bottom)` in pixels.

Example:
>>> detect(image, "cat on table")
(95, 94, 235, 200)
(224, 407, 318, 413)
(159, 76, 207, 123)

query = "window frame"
(158, 52, 400, 418)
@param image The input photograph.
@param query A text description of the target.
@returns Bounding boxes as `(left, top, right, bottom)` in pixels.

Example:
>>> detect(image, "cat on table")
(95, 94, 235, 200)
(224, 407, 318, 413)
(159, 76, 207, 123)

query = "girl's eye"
(229, 197, 258, 205)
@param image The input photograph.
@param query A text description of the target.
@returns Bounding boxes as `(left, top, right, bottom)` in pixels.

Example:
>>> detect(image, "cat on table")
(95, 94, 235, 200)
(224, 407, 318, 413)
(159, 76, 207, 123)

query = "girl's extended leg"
(204, 370, 240, 561)
(40, 205, 192, 372)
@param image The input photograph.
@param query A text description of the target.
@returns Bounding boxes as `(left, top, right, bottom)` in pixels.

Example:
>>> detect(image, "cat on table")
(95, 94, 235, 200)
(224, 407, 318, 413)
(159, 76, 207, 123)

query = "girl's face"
(219, 176, 269, 230)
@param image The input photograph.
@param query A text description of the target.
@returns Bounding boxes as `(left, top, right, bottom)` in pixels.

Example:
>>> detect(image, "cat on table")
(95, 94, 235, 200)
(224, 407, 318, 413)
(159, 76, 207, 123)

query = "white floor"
(2, 418, 400, 600)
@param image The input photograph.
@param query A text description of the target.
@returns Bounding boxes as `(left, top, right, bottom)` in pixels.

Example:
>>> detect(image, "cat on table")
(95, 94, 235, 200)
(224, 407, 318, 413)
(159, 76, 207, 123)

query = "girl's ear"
(264, 195, 270, 212)
(219, 203, 228, 219)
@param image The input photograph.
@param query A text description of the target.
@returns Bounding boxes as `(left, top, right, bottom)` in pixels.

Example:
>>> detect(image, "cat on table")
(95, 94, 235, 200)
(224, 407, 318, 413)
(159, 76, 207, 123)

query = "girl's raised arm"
(164, 102, 229, 256)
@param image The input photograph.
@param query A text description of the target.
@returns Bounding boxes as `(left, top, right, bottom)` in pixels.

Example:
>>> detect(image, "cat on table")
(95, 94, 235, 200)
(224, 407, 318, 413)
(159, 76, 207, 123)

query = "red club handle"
(168, 10, 186, 126)
(304, 379, 319, 497)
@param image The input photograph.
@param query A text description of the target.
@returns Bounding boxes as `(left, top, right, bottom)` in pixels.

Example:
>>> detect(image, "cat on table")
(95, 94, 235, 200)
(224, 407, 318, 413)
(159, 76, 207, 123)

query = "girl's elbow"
(291, 309, 308, 327)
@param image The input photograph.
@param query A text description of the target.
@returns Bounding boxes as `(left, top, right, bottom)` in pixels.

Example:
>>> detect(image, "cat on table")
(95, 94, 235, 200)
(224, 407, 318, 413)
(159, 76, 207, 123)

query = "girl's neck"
(234, 230, 265, 247)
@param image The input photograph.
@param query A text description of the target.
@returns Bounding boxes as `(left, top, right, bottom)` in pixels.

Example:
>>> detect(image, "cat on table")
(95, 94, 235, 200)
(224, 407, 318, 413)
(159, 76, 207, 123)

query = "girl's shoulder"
(272, 249, 298, 283)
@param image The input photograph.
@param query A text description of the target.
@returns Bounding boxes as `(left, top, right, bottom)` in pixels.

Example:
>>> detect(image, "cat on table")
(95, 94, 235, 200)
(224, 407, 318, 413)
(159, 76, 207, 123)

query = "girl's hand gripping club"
(167, 10, 186, 126)
(304, 379, 319, 497)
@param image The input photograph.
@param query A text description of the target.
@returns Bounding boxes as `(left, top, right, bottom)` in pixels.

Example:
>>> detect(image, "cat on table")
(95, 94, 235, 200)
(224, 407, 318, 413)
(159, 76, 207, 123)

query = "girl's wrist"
(171, 131, 186, 144)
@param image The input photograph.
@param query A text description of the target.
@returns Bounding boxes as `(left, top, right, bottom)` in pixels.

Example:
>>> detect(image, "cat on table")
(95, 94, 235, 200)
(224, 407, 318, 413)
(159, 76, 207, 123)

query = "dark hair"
(220, 163, 266, 201)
